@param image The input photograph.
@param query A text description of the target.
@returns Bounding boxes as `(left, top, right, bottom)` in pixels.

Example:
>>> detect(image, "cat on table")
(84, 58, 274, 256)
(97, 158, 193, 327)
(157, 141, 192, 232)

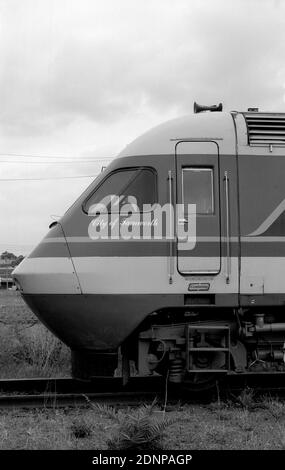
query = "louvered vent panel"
(244, 113, 285, 146)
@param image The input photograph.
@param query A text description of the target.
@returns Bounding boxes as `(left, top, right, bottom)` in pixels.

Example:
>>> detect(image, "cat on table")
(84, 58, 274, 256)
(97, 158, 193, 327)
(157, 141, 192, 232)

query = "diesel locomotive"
(13, 103, 285, 389)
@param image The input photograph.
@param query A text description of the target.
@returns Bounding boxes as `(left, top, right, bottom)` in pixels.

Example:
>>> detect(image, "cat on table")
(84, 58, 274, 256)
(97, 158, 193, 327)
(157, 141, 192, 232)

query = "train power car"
(12, 103, 285, 389)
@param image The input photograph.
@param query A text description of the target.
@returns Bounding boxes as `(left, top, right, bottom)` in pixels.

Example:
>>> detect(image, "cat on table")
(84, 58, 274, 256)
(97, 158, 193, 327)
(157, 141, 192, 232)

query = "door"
(176, 141, 221, 274)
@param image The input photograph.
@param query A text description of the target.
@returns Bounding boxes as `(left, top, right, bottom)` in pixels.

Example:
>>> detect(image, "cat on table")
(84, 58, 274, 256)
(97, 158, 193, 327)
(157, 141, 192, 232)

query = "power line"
(0, 160, 110, 164)
(0, 243, 34, 247)
(0, 175, 98, 181)
(0, 153, 113, 160)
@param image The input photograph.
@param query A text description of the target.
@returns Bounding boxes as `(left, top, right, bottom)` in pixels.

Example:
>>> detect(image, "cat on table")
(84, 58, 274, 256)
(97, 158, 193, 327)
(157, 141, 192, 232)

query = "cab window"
(83, 167, 157, 213)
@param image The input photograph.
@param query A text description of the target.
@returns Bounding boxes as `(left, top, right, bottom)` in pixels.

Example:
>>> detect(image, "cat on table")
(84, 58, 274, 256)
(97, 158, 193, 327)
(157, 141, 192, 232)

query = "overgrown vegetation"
(14, 324, 70, 376)
(70, 418, 93, 439)
(0, 290, 70, 378)
(263, 397, 285, 449)
(86, 398, 177, 450)
(232, 387, 259, 411)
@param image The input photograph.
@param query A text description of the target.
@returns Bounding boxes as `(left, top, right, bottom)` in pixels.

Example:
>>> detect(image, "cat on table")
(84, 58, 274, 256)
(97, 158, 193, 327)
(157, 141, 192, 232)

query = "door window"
(182, 168, 214, 214)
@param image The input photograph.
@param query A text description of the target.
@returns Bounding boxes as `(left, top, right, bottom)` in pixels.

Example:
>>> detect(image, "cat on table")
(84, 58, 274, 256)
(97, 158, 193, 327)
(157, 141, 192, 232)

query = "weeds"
(234, 409, 253, 432)
(0, 290, 70, 378)
(278, 427, 285, 449)
(85, 397, 177, 451)
(0, 323, 70, 378)
(13, 324, 70, 376)
(262, 398, 285, 449)
(263, 397, 285, 421)
(228, 387, 260, 411)
(236, 387, 256, 410)
(70, 419, 93, 439)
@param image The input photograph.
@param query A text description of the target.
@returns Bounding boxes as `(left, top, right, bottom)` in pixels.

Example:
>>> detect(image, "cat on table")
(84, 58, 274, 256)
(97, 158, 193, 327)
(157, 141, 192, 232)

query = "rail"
(0, 374, 285, 408)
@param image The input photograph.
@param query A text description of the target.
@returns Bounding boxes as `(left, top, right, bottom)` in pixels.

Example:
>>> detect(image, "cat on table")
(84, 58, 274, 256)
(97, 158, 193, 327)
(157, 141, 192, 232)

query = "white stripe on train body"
(15, 256, 241, 295)
(14, 253, 285, 295)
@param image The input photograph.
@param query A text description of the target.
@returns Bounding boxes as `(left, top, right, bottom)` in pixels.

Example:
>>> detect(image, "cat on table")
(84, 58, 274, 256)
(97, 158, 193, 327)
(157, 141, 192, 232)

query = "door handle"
(178, 218, 188, 225)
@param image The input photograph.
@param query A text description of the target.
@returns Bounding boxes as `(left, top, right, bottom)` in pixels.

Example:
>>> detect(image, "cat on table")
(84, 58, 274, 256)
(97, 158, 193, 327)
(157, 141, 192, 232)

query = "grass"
(0, 399, 284, 449)
(0, 289, 70, 378)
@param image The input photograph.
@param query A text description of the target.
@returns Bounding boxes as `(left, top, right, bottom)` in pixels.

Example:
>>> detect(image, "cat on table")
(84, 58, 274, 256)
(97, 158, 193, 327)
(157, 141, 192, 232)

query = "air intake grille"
(244, 113, 285, 146)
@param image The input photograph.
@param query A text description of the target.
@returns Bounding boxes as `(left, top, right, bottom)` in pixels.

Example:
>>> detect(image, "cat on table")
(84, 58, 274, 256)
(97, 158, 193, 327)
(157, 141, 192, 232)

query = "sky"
(1, 0, 285, 255)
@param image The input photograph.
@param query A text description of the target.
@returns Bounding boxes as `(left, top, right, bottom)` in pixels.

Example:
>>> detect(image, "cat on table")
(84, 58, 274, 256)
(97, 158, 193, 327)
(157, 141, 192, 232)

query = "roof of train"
(117, 110, 285, 158)
(118, 111, 236, 157)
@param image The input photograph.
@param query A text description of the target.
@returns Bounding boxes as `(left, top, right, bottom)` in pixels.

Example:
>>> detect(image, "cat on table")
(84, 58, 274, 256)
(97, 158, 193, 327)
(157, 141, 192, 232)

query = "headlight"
(13, 277, 23, 292)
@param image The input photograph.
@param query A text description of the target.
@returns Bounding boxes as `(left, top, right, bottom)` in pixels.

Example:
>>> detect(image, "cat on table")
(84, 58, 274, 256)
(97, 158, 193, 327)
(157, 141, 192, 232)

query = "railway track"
(0, 373, 285, 409)
(0, 376, 164, 394)
(0, 391, 162, 409)
(0, 376, 165, 409)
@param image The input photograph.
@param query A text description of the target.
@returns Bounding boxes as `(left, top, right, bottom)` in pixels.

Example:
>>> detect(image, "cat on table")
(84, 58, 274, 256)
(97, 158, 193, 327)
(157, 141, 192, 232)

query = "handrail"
(168, 170, 174, 284)
(224, 171, 231, 284)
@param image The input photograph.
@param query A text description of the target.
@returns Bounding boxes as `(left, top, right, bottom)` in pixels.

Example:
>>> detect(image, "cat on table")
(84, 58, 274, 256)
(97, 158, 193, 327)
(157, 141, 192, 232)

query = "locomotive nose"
(11, 223, 87, 349)
(12, 224, 81, 295)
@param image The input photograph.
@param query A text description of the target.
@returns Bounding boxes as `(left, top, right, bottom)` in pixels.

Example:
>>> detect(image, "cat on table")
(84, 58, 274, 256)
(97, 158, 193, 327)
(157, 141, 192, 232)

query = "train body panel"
(22, 293, 183, 350)
(12, 108, 285, 383)
(118, 112, 235, 157)
(238, 151, 285, 300)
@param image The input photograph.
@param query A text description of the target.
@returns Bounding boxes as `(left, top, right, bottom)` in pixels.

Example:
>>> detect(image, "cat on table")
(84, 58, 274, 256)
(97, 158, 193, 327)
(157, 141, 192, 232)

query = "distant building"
(0, 252, 24, 288)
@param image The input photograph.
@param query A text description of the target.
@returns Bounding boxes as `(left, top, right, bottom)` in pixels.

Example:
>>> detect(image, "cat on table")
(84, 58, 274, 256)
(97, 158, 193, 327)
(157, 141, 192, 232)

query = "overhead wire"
(0, 175, 99, 181)
(0, 160, 111, 164)
(0, 153, 111, 180)
(0, 153, 113, 160)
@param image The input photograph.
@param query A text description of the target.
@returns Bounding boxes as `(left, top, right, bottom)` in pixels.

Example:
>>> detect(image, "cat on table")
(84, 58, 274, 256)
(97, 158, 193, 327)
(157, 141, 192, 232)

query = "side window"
(84, 168, 157, 213)
(182, 168, 214, 214)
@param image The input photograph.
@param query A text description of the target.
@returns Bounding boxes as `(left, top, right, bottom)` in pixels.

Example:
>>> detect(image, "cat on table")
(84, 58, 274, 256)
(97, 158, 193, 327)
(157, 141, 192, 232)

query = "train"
(12, 102, 285, 390)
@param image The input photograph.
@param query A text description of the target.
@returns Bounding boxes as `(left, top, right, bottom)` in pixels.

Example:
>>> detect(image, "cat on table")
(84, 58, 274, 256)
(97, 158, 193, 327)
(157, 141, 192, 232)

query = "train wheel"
(181, 349, 226, 392)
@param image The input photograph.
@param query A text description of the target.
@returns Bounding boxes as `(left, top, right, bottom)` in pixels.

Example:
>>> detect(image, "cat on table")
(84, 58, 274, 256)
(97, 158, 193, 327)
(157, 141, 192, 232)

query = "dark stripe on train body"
(240, 242, 285, 256)
(28, 240, 285, 258)
(29, 241, 221, 258)
(28, 241, 70, 259)
(240, 294, 285, 306)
